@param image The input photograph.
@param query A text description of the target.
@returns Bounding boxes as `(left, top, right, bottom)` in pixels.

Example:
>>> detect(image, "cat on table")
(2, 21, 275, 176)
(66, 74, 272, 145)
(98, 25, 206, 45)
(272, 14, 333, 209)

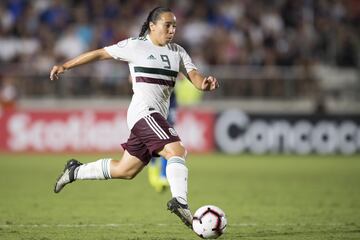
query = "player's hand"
(201, 76, 219, 91)
(50, 65, 66, 81)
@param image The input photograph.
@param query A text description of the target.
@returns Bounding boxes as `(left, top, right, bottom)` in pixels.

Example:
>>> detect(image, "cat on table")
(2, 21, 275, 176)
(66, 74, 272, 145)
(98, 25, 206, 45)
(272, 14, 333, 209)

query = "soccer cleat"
(54, 159, 82, 193)
(154, 177, 169, 193)
(167, 198, 193, 229)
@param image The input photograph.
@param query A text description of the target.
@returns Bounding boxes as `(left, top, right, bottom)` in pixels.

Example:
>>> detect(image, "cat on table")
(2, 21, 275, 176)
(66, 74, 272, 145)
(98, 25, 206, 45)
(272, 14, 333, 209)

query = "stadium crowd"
(0, 0, 359, 99)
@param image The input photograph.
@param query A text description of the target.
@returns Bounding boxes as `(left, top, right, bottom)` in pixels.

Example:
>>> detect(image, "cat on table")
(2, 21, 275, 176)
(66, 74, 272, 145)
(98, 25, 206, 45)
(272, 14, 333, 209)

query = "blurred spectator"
(313, 94, 328, 115)
(0, 0, 358, 99)
(54, 26, 88, 59)
(0, 76, 18, 111)
(0, 0, 357, 67)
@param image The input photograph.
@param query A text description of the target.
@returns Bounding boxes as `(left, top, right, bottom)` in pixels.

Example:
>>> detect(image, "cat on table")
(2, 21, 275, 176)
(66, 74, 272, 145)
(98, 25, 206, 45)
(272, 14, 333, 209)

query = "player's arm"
(187, 69, 219, 91)
(50, 48, 112, 81)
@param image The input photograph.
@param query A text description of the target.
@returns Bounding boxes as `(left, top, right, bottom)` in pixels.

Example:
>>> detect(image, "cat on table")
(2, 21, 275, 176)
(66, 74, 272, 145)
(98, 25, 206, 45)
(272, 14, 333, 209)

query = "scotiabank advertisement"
(1, 109, 359, 155)
(0, 109, 214, 153)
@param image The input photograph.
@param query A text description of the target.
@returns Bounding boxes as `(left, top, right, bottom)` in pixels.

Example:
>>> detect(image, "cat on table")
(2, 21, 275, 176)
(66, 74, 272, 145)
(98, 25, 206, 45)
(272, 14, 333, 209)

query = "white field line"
(0, 223, 347, 228)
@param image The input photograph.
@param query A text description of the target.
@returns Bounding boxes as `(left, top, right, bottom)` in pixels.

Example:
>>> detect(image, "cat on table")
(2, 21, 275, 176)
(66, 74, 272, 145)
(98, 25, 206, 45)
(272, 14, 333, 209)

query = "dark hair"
(139, 7, 172, 37)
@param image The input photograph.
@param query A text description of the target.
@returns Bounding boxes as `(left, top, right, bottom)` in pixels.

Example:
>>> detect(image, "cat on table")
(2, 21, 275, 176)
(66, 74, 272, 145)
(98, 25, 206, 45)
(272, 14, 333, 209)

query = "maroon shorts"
(121, 112, 181, 164)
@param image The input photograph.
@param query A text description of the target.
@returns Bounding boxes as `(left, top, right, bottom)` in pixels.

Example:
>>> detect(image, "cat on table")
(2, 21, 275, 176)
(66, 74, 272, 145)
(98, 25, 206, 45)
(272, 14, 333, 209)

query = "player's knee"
(178, 149, 188, 159)
(163, 142, 188, 159)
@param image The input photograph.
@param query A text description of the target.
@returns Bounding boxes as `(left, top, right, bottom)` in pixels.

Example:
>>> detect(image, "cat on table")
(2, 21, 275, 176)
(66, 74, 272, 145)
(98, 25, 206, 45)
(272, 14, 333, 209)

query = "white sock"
(75, 158, 112, 180)
(166, 156, 188, 205)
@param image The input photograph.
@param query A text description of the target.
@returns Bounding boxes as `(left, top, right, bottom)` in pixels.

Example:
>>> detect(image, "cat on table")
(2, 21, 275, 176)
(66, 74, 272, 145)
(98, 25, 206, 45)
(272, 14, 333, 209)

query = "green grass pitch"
(0, 153, 359, 239)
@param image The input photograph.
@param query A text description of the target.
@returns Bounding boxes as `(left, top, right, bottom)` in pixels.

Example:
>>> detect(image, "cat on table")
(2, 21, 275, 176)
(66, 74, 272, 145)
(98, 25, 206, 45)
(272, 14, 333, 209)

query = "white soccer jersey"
(104, 35, 197, 129)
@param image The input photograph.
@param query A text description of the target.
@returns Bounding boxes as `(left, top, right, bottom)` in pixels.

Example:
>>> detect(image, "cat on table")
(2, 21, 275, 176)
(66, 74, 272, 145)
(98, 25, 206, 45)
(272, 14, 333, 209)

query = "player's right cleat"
(54, 159, 82, 193)
(167, 198, 193, 229)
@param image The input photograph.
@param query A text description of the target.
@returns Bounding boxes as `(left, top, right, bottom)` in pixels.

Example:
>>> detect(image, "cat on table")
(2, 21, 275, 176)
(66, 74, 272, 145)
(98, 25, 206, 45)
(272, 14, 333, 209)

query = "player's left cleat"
(54, 159, 82, 193)
(167, 198, 193, 229)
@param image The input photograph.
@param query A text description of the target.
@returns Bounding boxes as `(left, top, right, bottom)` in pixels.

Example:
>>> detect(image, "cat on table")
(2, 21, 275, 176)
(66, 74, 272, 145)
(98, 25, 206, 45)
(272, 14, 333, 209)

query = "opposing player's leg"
(54, 150, 145, 193)
(158, 156, 169, 189)
(148, 156, 169, 192)
(160, 156, 168, 179)
(148, 158, 160, 189)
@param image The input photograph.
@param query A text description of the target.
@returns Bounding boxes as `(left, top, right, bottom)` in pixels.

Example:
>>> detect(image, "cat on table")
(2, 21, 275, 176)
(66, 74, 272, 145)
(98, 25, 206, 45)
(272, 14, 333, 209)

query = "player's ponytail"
(139, 6, 172, 37)
(139, 21, 149, 37)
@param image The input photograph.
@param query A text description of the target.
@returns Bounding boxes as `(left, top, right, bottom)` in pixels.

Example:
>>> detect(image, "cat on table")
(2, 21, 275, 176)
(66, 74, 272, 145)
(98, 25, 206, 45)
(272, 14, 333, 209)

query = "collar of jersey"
(146, 34, 167, 48)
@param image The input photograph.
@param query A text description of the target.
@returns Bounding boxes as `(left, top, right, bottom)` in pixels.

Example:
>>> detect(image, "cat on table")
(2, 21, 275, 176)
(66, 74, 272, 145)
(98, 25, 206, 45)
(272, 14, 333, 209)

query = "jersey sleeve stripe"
(136, 77, 175, 87)
(134, 66, 178, 77)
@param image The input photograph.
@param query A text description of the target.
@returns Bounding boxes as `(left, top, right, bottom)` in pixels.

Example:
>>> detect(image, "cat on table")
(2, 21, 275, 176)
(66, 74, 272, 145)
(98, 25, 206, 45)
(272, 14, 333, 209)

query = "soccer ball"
(192, 205, 227, 239)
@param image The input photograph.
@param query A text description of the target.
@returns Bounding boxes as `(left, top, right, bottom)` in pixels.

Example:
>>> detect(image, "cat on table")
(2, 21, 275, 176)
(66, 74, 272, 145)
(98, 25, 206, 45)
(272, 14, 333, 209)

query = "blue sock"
(160, 156, 167, 178)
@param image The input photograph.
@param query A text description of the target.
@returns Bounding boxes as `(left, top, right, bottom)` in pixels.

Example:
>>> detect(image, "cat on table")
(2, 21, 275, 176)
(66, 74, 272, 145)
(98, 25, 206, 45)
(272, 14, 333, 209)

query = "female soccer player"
(50, 6, 219, 229)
